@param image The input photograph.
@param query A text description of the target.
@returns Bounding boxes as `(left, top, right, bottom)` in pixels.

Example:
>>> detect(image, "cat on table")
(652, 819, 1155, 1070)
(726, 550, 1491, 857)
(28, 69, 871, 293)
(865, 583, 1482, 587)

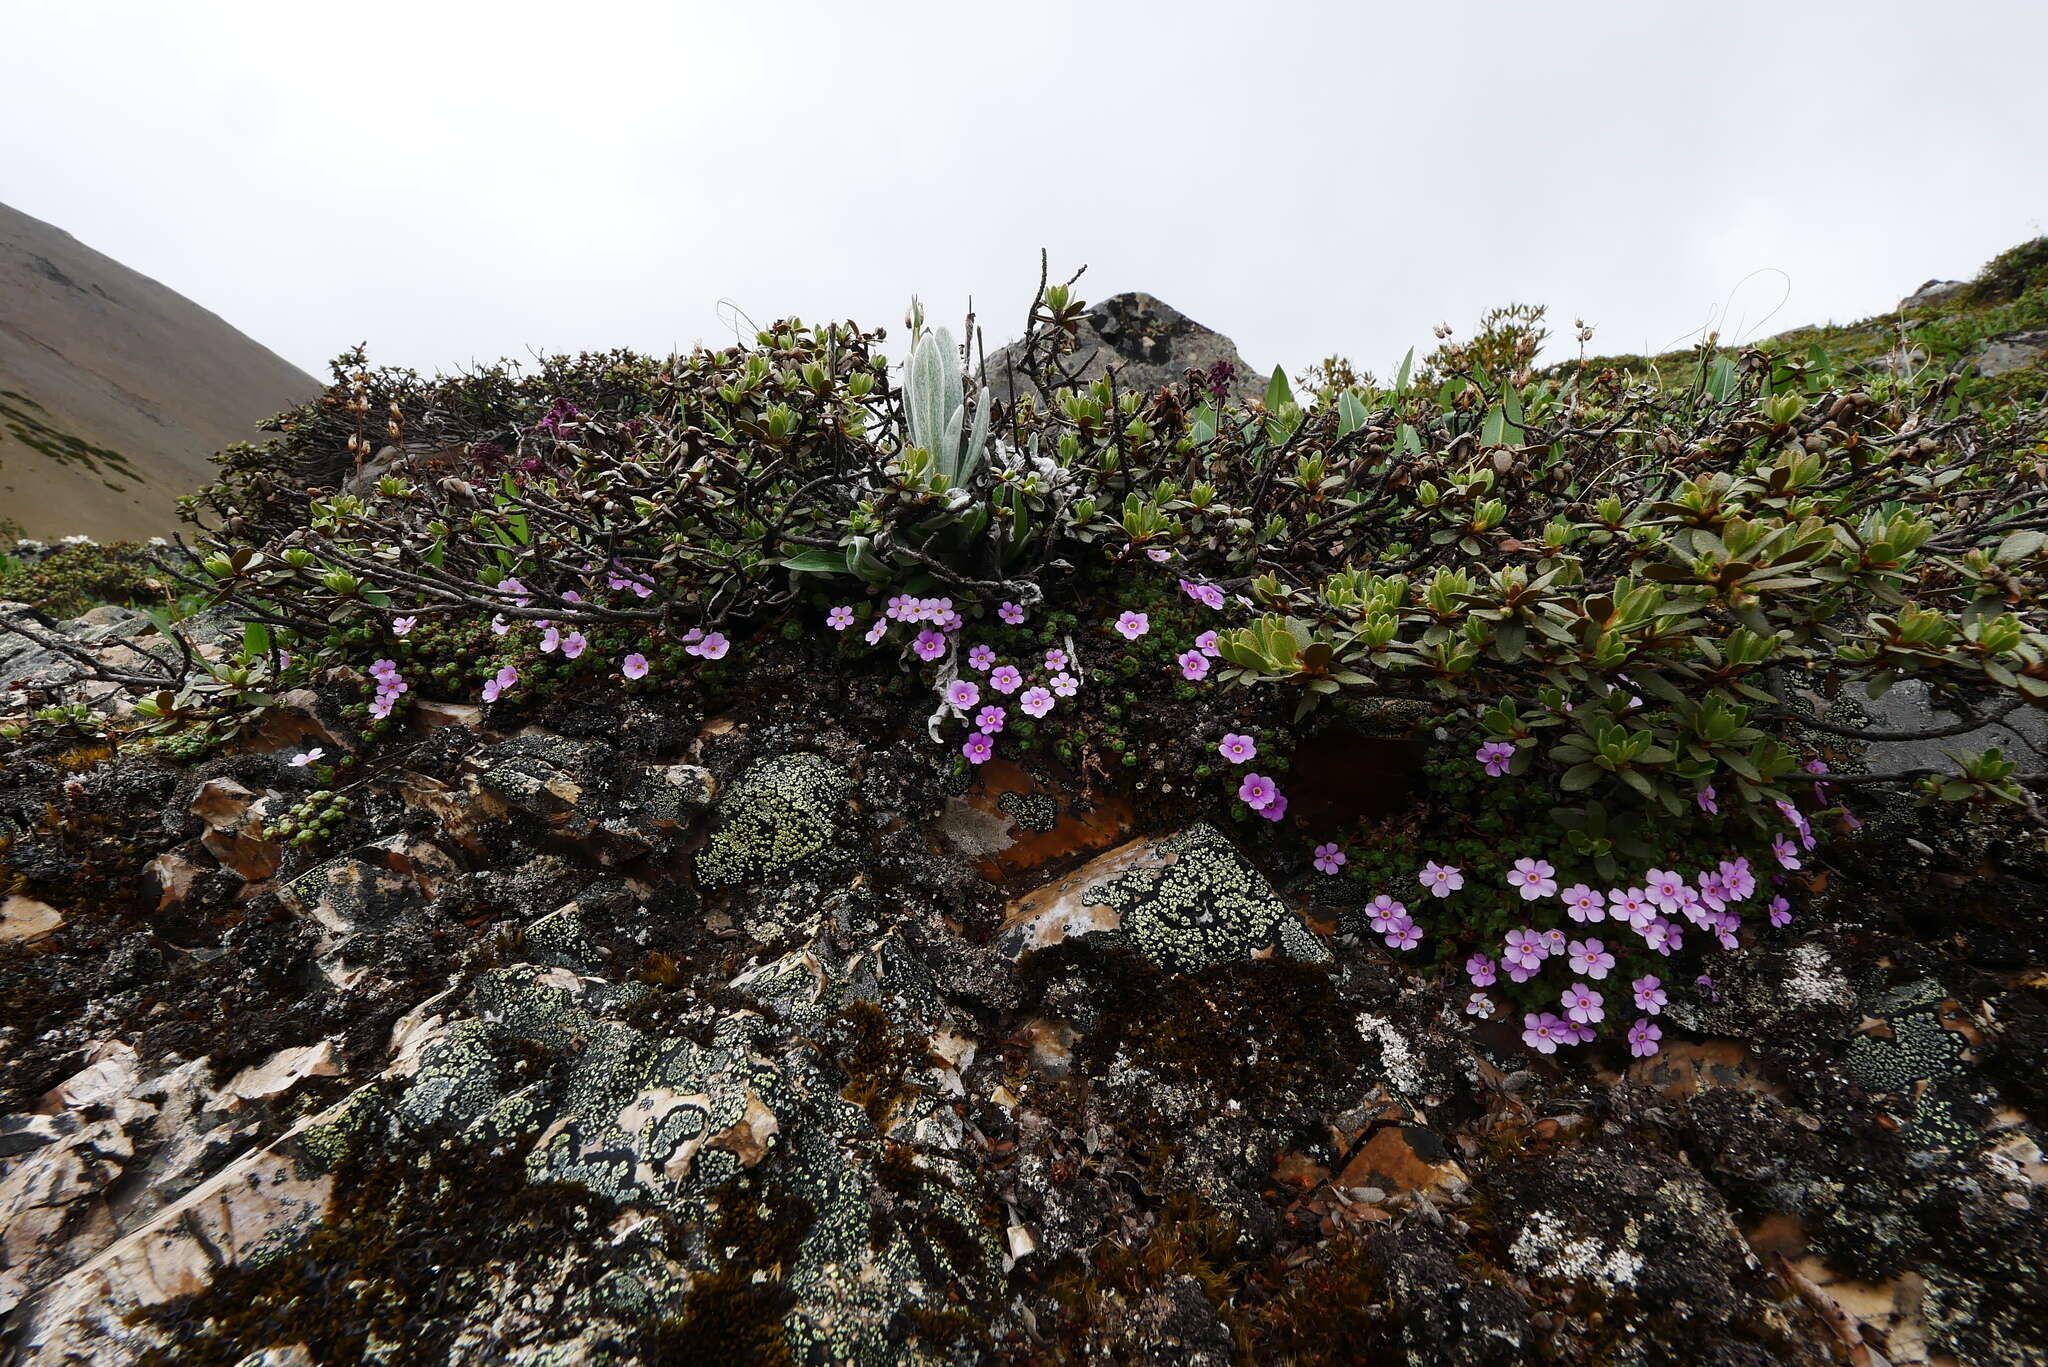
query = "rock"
(1, 894, 64, 943)
(222, 1041, 343, 1105)
(1899, 279, 1966, 310)
(694, 751, 851, 888)
(142, 851, 205, 911)
(1972, 329, 2048, 378)
(996, 823, 1326, 970)
(466, 734, 715, 864)
(980, 292, 1264, 408)
(1827, 676, 2048, 776)
(191, 777, 283, 881)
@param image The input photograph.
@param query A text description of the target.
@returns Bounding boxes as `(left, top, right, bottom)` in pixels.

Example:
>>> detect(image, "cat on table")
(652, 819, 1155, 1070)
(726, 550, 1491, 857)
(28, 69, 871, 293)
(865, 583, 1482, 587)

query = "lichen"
(695, 754, 853, 889)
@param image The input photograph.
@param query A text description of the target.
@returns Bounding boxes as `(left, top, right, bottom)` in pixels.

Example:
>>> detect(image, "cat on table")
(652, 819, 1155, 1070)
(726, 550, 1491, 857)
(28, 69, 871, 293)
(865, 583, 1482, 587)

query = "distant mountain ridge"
(0, 201, 318, 540)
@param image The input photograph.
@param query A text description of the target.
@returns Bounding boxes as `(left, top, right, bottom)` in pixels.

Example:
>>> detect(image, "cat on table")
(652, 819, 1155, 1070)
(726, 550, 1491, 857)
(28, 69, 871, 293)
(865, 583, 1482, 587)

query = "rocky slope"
(2, 604, 2044, 1366)
(0, 202, 317, 541)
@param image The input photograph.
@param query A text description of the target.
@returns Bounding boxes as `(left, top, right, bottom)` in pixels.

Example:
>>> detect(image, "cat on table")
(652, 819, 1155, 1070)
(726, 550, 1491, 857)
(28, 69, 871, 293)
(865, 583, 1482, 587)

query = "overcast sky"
(5, 1, 2044, 384)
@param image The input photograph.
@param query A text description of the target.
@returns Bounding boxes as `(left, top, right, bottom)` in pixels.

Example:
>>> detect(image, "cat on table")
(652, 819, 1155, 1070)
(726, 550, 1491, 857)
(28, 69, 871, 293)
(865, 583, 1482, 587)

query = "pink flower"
(1237, 773, 1278, 810)
(1768, 896, 1792, 928)
(1019, 687, 1054, 718)
(886, 594, 916, 621)
(491, 614, 511, 636)
(976, 705, 1006, 733)
(690, 632, 730, 660)
(1568, 939, 1614, 978)
(962, 732, 994, 764)
(481, 663, 519, 703)
(1384, 919, 1421, 950)
(1114, 611, 1149, 640)
(540, 626, 562, 653)
(1466, 953, 1498, 987)
(1312, 842, 1346, 875)
(497, 576, 531, 606)
(1195, 630, 1220, 657)
(1367, 895, 1407, 933)
(1696, 785, 1719, 815)
(560, 631, 586, 659)
(1771, 835, 1801, 869)
(1044, 648, 1068, 671)
(289, 748, 324, 767)
(1610, 887, 1651, 927)
(1218, 733, 1256, 763)
(1719, 858, 1756, 901)
(1507, 857, 1558, 900)
(1258, 792, 1289, 822)
(1645, 869, 1688, 911)
(1562, 884, 1606, 922)
(1178, 579, 1225, 610)
(967, 644, 996, 671)
(621, 653, 650, 680)
(1561, 982, 1604, 1024)
(1644, 919, 1680, 955)
(990, 665, 1023, 694)
(913, 630, 946, 662)
(998, 601, 1025, 625)
(1146, 546, 1172, 563)
(827, 605, 856, 631)
(392, 616, 416, 635)
(1631, 975, 1666, 1013)
(1541, 928, 1567, 957)
(946, 679, 981, 710)
(865, 620, 888, 645)
(1466, 992, 1496, 1019)
(1178, 650, 1210, 681)
(1476, 740, 1515, 776)
(1627, 1019, 1662, 1058)
(1522, 1012, 1570, 1054)
(1049, 672, 1078, 697)
(1419, 862, 1464, 897)
(1503, 928, 1544, 971)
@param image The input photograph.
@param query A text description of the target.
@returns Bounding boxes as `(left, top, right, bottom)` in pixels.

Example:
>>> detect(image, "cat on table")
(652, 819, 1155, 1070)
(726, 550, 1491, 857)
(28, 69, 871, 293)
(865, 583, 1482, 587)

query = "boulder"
(980, 292, 1264, 408)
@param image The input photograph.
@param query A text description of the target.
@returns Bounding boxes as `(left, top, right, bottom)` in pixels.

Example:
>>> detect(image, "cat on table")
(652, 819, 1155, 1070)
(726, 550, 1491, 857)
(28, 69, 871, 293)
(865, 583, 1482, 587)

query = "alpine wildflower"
(967, 644, 996, 672)
(1466, 992, 1496, 1019)
(1568, 939, 1615, 979)
(1466, 953, 1498, 987)
(1522, 1012, 1570, 1054)
(1385, 918, 1422, 950)
(1195, 630, 1221, 657)
(621, 653, 650, 680)
(1768, 896, 1793, 928)
(289, 748, 324, 768)
(1419, 862, 1464, 897)
(962, 732, 994, 765)
(1627, 1019, 1662, 1058)
(998, 601, 1025, 625)
(1507, 857, 1558, 901)
(976, 705, 1006, 733)
(540, 626, 562, 653)
(1114, 611, 1149, 640)
(392, 616, 416, 636)
(1312, 842, 1346, 875)
(1258, 792, 1289, 822)
(1044, 648, 1068, 671)
(826, 605, 856, 631)
(1178, 650, 1210, 681)
(945, 680, 981, 711)
(1631, 975, 1666, 1013)
(481, 664, 519, 704)
(560, 631, 586, 660)
(1237, 773, 1278, 810)
(990, 665, 1023, 694)
(1771, 835, 1801, 869)
(1476, 740, 1515, 776)
(1049, 672, 1078, 697)
(1696, 785, 1718, 815)
(1561, 982, 1604, 1024)
(1561, 884, 1607, 922)
(1218, 733, 1256, 763)
(1019, 687, 1054, 719)
(1503, 928, 1544, 972)
(1366, 896, 1408, 933)
(693, 632, 730, 661)
(1146, 546, 1172, 563)
(913, 630, 946, 662)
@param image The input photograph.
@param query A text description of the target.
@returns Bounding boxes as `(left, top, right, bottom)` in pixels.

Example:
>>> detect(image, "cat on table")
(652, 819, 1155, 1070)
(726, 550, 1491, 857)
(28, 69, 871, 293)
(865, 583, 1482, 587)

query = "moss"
(645, 1171, 816, 1367)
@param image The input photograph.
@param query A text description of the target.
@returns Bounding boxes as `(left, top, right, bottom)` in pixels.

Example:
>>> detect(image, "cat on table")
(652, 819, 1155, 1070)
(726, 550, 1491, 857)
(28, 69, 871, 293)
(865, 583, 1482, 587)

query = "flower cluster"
(367, 659, 407, 719)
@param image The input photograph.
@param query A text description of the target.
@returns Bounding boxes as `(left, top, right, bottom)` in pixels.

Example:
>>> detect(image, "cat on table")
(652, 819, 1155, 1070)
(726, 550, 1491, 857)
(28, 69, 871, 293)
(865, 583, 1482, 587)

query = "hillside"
(0, 202, 317, 541)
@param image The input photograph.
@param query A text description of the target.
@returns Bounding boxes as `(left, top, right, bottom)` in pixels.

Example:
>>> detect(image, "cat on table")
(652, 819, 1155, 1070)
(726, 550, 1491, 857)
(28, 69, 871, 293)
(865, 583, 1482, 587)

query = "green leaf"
(1561, 762, 1605, 792)
(1264, 365, 1295, 412)
(1393, 347, 1414, 396)
(242, 622, 270, 657)
(1481, 405, 1505, 448)
(1337, 390, 1369, 437)
(781, 549, 845, 576)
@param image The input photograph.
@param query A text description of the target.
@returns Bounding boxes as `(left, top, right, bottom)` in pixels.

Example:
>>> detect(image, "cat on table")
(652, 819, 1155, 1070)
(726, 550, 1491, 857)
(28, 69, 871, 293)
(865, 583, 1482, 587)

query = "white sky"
(4, 0, 2044, 382)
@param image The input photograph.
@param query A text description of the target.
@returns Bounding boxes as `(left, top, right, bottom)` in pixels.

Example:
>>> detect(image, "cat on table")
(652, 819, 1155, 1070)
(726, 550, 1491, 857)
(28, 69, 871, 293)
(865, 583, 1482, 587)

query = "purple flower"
(1568, 939, 1615, 979)
(1049, 672, 1078, 697)
(998, 601, 1026, 625)
(491, 614, 511, 636)
(1771, 835, 1801, 869)
(990, 665, 1023, 694)
(886, 594, 916, 621)
(1146, 546, 1172, 563)
(1522, 1012, 1570, 1054)
(1768, 896, 1792, 928)
(1627, 1018, 1662, 1058)
(1695, 972, 1719, 1002)
(1044, 648, 1068, 671)
(1719, 858, 1756, 901)
(1561, 982, 1604, 1024)
(1384, 919, 1422, 950)
(1195, 630, 1221, 657)
(1238, 773, 1278, 810)
(962, 732, 994, 764)
(690, 632, 730, 660)
(945, 679, 981, 710)
(1178, 650, 1210, 681)
(827, 605, 855, 631)
(1696, 784, 1718, 815)
(1466, 953, 1498, 987)
(1258, 792, 1289, 822)
(540, 626, 562, 653)
(1562, 884, 1606, 922)
(911, 630, 946, 662)
(1367, 896, 1408, 933)
(1507, 857, 1558, 900)
(1631, 975, 1666, 1013)
(1019, 687, 1054, 718)
(865, 620, 888, 645)
(621, 652, 650, 680)
(1312, 842, 1346, 875)
(561, 631, 586, 659)
(1466, 992, 1496, 1019)
(392, 616, 416, 635)
(289, 748, 324, 767)
(975, 705, 1006, 733)
(1419, 862, 1464, 897)
(1503, 928, 1544, 971)
(1541, 928, 1568, 957)
(1644, 919, 1680, 955)
(967, 644, 996, 672)
(1219, 733, 1257, 763)
(1114, 611, 1149, 640)
(481, 663, 519, 703)
(1179, 579, 1225, 610)
(1645, 869, 1687, 911)
(1476, 740, 1516, 777)
(497, 576, 531, 607)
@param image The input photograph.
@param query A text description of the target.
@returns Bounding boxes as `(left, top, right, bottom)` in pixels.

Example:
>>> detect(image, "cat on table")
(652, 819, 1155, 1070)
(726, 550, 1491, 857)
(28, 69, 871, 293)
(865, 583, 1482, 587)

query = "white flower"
(289, 748, 325, 767)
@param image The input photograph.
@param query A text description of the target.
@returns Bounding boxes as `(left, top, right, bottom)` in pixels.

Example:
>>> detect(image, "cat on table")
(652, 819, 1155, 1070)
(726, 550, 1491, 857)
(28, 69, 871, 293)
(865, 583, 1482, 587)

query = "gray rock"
(1899, 279, 1966, 310)
(1854, 678, 2047, 774)
(980, 291, 1264, 407)
(1972, 330, 2048, 378)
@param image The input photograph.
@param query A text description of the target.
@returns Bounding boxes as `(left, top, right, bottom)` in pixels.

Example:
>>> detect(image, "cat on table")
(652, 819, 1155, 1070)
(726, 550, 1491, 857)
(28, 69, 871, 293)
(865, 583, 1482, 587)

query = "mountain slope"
(0, 201, 318, 540)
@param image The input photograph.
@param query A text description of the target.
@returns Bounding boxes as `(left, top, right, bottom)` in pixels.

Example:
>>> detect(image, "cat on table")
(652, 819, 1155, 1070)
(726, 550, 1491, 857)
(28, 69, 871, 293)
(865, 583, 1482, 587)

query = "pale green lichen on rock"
(1101, 823, 1309, 971)
(696, 753, 854, 889)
